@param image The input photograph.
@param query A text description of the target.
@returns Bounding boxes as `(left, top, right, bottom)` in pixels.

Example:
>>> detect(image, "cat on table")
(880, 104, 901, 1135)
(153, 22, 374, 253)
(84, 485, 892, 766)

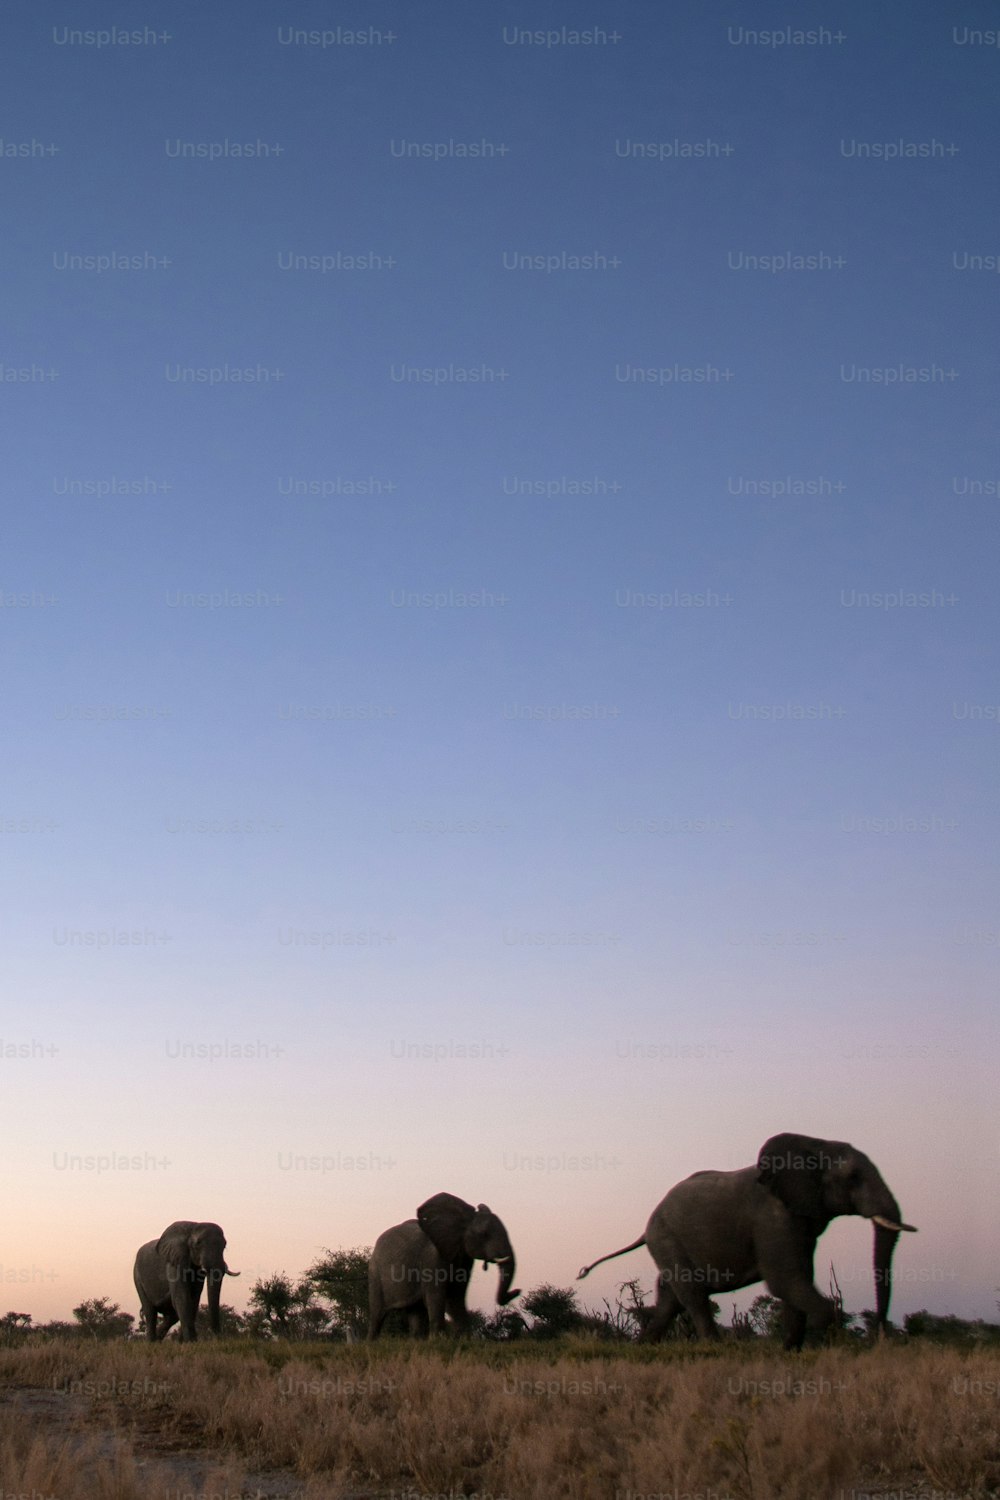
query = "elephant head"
(756, 1133, 915, 1330)
(156, 1221, 240, 1333)
(416, 1193, 521, 1306)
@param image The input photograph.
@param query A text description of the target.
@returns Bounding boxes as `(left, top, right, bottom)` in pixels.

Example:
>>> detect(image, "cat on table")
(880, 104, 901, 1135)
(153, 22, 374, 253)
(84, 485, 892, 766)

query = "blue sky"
(1, 1, 997, 1326)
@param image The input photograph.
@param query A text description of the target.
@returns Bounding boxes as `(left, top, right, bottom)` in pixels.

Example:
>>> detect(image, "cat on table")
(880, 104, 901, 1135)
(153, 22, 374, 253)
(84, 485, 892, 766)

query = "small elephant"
(368, 1192, 520, 1340)
(578, 1133, 916, 1350)
(133, 1220, 240, 1341)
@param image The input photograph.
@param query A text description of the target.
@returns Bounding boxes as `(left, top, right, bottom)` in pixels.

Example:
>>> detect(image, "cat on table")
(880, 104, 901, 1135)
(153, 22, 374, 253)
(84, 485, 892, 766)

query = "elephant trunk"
(872, 1220, 898, 1330)
(867, 1186, 915, 1331)
(205, 1263, 225, 1334)
(494, 1252, 520, 1306)
(851, 1159, 916, 1333)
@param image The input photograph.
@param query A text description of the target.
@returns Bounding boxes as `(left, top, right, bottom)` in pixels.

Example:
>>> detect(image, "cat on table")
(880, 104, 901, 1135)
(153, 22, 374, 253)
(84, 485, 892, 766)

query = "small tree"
(72, 1298, 134, 1340)
(521, 1284, 585, 1338)
(0, 1312, 32, 1346)
(903, 1311, 1000, 1346)
(304, 1247, 372, 1341)
(476, 1306, 530, 1340)
(599, 1278, 651, 1340)
(747, 1294, 783, 1339)
(36, 1319, 75, 1338)
(247, 1274, 325, 1339)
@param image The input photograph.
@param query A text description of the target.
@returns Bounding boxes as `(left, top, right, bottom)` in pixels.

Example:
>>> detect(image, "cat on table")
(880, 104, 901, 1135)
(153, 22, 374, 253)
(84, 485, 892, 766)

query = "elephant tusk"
(871, 1215, 917, 1233)
(225, 1269, 242, 1276)
(495, 1255, 512, 1263)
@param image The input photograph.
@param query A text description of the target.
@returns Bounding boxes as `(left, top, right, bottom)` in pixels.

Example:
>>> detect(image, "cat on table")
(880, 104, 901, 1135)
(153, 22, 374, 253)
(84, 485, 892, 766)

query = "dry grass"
(1, 1338, 998, 1499)
(0, 1394, 255, 1500)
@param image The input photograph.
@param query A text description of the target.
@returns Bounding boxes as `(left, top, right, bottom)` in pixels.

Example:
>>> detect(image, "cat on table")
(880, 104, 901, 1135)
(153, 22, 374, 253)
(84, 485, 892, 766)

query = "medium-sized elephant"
(368, 1192, 521, 1339)
(578, 1133, 916, 1350)
(133, 1221, 240, 1342)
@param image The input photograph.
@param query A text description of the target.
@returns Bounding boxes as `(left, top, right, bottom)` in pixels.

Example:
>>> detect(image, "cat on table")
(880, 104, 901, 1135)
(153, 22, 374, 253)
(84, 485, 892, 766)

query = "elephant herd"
(134, 1133, 916, 1351)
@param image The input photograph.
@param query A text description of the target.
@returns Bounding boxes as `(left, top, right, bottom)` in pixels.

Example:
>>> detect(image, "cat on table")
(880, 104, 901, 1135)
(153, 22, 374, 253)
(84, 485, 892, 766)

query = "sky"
(1, 0, 997, 1330)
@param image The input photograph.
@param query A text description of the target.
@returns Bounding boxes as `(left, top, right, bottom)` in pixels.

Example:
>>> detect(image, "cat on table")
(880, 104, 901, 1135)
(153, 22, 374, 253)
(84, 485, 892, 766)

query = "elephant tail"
(577, 1235, 646, 1280)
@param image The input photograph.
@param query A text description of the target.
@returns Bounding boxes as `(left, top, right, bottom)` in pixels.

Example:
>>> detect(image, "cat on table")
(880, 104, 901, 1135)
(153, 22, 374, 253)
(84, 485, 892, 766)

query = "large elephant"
(578, 1133, 916, 1349)
(133, 1221, 240, 1341)
(367, 1192, 520, 1339)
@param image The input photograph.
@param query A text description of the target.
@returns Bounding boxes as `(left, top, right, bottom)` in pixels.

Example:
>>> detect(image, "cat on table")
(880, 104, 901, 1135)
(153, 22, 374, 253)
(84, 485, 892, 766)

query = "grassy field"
(0, 1337, 997, 1500)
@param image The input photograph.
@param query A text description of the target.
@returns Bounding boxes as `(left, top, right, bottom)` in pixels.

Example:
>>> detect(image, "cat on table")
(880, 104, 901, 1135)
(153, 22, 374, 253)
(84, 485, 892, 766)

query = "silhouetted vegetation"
(904, 1309, 1000, 1345)
(304, 1246, 371, 1339)
(71, 1298, 134, 1340)
(245, 1273, 328, 1339)
(520, 1283, 586, 1337)
(9, 1252, 998, 1355)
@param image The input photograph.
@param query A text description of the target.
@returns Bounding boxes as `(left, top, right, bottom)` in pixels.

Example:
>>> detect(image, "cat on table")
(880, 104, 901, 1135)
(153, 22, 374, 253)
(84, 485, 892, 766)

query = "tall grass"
(1, 1339, 997, 1499)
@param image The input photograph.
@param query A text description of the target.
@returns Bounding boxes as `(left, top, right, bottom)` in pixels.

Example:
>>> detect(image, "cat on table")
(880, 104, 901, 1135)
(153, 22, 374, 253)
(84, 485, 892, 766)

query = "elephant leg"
(639, 1278, 682, 1342)
(156, 1305, 179, 1340)
(646, 1258, 721, 1342)
(445, 1294, 471, 1336)
(367, 1310, 384, 1341)
(780, 1302, 808, 1351)
(407, 1306, 429, 1338)
(139, 1300, 159, 1341)
(424, 1288, 448, 1335)
(672, 1282, 722, 1341)
(367, 1282, 386, 1341)
(763, 1268, 833, 1347)
(174, 1293, 198, 1341)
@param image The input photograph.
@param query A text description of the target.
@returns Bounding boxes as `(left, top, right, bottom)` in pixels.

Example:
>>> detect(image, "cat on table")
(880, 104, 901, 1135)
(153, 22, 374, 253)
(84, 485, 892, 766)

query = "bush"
(72, 1298, 134, 1340)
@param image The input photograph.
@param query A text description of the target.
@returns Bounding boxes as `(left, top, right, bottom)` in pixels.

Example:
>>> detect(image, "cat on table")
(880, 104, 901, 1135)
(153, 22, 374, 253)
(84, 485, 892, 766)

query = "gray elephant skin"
(368, 1192, 521, 1339)
(578, 1133, 916, 1349)
(133, 1221, 240, 1341)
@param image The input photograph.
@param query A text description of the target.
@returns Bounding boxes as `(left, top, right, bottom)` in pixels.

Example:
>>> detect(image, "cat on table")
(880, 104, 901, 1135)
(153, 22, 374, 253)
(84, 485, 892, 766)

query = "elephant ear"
(156, 1221, 196, 1267)
(756, 1134, 829, 1219)
(417, 1193, 476, 1264)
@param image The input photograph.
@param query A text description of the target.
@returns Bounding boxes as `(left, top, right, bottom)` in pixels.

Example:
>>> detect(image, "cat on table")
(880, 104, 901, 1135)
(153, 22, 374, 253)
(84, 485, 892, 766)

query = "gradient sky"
(1, 1, 997, 1329)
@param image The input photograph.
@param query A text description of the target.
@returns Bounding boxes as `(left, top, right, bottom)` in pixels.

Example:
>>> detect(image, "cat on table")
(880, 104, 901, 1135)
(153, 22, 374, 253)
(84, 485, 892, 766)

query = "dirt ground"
(0, 1384, 365, 1499)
